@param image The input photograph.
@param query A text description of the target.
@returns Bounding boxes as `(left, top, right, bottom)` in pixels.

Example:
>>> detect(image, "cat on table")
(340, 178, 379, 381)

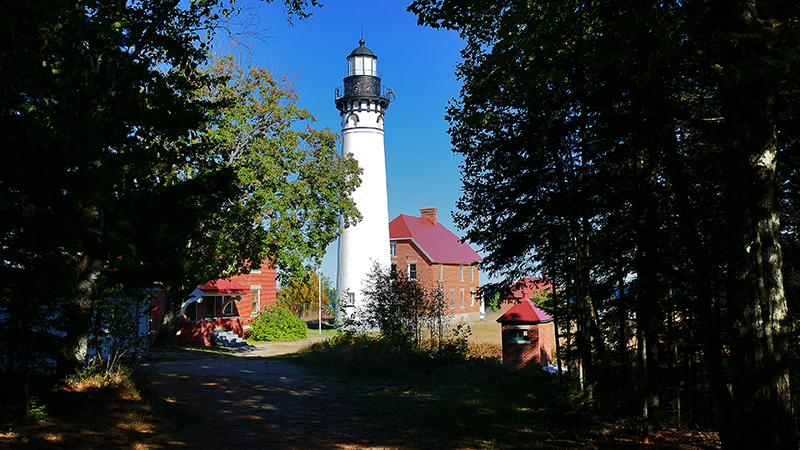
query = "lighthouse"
(334, 39, 395, 323)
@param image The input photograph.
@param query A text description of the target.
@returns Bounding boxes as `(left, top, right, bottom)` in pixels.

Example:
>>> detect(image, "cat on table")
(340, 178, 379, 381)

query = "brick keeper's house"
(389, 207, 483, 321)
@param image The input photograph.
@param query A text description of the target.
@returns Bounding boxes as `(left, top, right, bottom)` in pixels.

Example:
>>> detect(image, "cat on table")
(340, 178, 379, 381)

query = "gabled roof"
(197, 279, 252, 296)
(496, 300, 553, 323)
(389, 214, 482, 265)
(503, 278, 552, 301)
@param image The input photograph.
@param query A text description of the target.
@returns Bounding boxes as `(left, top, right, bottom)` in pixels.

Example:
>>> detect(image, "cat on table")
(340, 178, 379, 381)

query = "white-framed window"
(439, 264, 443, 281)
(460, 265, 464, 282)
(470, 265, 474, 282)
(470, 290, 475, 307)
(222, 300, 235, 316)
(511, 329, 528, 340)
(507, 325, 531, 343)
(251, 286, 261, 314)
(450, 289, 455, 309)
(460, 289, 465, 308)
(409, 263, 417, 280)
(390, 242, 397, 256)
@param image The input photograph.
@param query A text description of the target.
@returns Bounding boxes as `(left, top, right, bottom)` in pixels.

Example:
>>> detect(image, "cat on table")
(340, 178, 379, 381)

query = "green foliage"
(344, 262, 451, 350)
(245, 306, 307, 342)
(411, 0, 800, 446)
(278, 270, 334, 317)
(88, 285, 149, 376)
(198, 56, 361, 282)
(440, 323, 472, 360)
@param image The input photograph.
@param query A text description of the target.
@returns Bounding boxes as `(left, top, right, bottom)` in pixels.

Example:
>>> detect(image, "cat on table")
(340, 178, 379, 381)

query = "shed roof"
(496, 300, 553, 323)
(389, 214, 482, 264)
(197, 279, 252, 296)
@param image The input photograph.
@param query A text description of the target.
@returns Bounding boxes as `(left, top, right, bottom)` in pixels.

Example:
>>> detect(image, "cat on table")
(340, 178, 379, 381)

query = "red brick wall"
(174, 317, 252, 347)
(391, 239, 481, 317)
(501, 322, 555, 370)
(230, 260, 278, 315)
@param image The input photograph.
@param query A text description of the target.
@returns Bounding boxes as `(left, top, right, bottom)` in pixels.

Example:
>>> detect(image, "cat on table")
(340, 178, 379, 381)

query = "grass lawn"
(281, 337, 720, 449)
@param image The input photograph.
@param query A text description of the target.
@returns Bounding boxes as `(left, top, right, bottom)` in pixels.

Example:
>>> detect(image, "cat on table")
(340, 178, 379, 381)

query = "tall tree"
(410, 0, 800, 447)
(152, 55, 360, 344)
(0, 0, 325, 383)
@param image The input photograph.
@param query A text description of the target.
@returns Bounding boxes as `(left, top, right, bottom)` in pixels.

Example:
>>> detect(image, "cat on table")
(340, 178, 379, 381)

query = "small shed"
(496, 300, 555, 370)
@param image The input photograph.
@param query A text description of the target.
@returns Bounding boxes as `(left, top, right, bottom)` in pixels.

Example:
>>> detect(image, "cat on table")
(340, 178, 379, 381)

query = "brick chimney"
(420, 207, 438, 225)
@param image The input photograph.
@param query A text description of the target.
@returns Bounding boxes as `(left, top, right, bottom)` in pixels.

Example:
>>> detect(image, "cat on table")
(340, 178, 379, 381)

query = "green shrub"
(245, 306, 307, 341)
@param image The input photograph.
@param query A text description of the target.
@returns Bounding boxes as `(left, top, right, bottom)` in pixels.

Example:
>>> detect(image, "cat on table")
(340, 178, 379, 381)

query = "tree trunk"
(723, 61, 796, 450)
(662, 124, 735, 447)
(716, 1, 796, 448)
(59, 253, 102, 377)
(617, 271, 629, 388)
(634, 145, 661, 441)
(152, 287, 191, 347)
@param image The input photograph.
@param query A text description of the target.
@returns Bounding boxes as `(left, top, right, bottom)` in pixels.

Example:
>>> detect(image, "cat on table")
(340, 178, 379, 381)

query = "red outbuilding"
(497, 300, 555, 370)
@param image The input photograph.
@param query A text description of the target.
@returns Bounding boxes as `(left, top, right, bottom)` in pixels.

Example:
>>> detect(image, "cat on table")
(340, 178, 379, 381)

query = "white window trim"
(251, 285, 261, 314)
(460, 265, 464, 282)
(439, 264, 443, 282)
(460, 289, 465, 308)
(408, 260, 418, 280)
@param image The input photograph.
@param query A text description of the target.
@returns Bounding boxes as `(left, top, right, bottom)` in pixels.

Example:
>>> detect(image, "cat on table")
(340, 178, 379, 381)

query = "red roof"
(496, 300, 553, 323)
(389, 214, 482, 264)
(503, 278, 552, 301)
(197, 279, 252, 296)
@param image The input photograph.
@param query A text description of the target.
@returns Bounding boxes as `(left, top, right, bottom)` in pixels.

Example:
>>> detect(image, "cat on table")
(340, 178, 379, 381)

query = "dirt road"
(143, 337, 410, 450)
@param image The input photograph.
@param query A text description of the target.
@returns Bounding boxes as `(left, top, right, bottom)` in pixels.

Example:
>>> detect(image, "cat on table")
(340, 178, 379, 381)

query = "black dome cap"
(348, 39, 376, 58)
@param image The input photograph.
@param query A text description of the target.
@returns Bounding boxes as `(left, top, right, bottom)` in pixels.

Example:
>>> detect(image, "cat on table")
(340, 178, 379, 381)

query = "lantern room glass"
(348, 55, 377, 77)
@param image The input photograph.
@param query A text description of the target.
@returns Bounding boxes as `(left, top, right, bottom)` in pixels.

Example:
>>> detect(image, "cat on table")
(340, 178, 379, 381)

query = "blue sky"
(216, 1, 499, 283)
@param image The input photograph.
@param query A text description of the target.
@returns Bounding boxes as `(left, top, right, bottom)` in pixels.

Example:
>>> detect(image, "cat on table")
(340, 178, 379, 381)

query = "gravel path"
(141, 339, 405, 450)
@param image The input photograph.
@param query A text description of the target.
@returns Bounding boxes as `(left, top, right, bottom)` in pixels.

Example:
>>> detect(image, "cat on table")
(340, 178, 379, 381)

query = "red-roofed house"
(149, 260, 277, 347)
(389, 207, 483, 321)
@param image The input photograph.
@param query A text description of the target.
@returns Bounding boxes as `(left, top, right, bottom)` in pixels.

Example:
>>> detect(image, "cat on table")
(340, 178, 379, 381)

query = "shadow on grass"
(0, 370, 195, 449)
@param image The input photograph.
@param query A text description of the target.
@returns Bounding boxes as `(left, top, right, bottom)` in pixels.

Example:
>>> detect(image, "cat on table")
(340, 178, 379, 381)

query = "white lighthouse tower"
(335, 39, 395, 323)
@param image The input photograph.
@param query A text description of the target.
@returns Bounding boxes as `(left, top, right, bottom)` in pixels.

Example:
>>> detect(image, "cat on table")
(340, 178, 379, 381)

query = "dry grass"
(0, 369, 191, 449)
